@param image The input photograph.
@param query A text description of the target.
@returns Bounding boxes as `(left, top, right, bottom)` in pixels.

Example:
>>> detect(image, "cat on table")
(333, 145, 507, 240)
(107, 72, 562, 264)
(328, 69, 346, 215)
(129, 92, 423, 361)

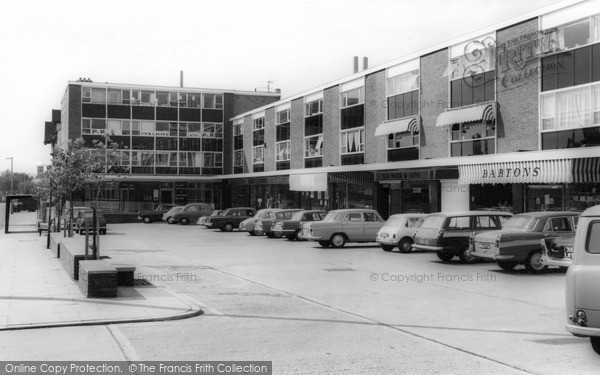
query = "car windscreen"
(502, 216, 538, 231)
(419, 215, 445, 229)
(384, 217, 404, 226)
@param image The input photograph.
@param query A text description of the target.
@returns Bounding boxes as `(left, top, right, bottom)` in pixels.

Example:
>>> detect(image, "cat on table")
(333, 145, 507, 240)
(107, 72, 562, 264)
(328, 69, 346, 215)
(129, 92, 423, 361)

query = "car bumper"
(411, 244, 443, 252)
(541, 256, 572, 267)
(471, 251, 498, 260)
(376, 238, 397, 246)
(301, 234, 323, 241)
(566, 323, 600, 337)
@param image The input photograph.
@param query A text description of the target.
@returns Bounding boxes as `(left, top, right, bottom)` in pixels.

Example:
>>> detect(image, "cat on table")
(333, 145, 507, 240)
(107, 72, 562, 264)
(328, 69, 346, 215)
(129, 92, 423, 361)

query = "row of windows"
(108, 151, 223, 168)
(82, 87, 223, 109)
(82, 119, 223, 138)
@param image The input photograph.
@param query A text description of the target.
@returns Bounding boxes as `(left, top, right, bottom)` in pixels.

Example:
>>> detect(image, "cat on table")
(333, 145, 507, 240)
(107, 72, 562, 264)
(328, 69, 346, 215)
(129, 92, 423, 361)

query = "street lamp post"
(5, 157, 13, 194)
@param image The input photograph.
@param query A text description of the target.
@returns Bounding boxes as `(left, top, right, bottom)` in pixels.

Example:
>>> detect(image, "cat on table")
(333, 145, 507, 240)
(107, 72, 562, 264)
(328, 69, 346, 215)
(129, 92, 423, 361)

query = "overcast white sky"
(0, 0, 563, 174)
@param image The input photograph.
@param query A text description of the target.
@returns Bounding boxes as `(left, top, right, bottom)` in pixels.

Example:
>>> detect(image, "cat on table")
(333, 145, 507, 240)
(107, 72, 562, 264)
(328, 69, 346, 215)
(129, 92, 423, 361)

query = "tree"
(0, 170, 35, 196)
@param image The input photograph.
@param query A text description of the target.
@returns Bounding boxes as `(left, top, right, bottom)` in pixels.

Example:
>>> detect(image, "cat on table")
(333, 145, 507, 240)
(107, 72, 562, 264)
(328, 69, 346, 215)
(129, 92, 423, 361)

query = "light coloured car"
(271, 210, 327, 241)
(238, 209, 282, 235)
(299, 209, 385, 248)
(197, 210, 222, 227)
(541, 236, 574, 268)
(171, 203, 214, 225)
(565, 205, 600, 355)
(254, 209, 303, 238)
(162, 206, 183, 224)
(376, 213, 427, 252)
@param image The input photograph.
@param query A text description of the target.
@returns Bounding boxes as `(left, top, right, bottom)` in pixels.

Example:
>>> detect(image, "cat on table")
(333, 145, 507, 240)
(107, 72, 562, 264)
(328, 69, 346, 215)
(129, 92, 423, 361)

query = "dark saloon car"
(271, 210, 327, 240)
(300, 209, 385, 248)
(255, 209, 303, 238)
(471, 211, 579, 273)
(75, 210, 107, 235)
(208, 207, 257, 232)
(138, 204, 178, 223)
(412, 211, 513, 263)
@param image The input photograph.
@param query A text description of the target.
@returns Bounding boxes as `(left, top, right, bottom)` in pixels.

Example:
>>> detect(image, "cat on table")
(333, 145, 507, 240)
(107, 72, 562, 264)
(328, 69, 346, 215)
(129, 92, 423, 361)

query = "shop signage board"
(375, 169, 433, 182)
(459, 159, 573, 184)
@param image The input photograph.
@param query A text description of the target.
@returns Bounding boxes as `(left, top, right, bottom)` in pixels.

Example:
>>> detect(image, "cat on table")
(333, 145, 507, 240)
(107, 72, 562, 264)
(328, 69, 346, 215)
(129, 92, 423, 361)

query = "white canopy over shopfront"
(458, 159, 573, 184)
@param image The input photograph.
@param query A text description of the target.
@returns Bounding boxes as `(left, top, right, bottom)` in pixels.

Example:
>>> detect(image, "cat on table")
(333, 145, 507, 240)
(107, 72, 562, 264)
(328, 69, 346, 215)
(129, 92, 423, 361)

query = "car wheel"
(167, 218, 175, 224)
(524, 250, 548, 274)
(497, 261, 517, 271)
(248, 230, 256, 236)
(330, 233, 346, 248)
(266, 233, 275, 238)
(254, 230, 264, 236)
(318, 241, 331, 248)
(286, 234, 296, 241)
(273, 232, 283, 238)
(143, 216, 152, 224)
(224, 223, 234, 232)
(381, 244, 395, 252)
(591, 337, 600, 355)
(180, 217, 190, 225)
(458, 245, 478, 264)
(436, 252, 454, 262)
(398, 238, 413, 253)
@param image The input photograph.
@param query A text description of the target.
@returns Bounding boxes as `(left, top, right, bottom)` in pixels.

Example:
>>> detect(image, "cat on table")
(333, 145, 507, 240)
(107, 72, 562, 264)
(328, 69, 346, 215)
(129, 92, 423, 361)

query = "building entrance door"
(161, 190, 173, 204)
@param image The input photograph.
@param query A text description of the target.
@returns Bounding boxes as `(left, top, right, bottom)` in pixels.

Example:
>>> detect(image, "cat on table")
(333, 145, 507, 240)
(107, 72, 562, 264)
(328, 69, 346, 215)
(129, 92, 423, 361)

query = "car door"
(363, 212, 384, 241)
(544, 216, 574, 237)
(342, 212, 363, 241)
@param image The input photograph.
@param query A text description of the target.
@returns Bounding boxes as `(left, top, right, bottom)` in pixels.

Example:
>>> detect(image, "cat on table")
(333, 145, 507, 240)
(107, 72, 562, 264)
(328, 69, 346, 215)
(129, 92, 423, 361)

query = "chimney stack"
(353, 56, 359, 73)
(180, 71, 183, 88)
(363, 57, 368, 71)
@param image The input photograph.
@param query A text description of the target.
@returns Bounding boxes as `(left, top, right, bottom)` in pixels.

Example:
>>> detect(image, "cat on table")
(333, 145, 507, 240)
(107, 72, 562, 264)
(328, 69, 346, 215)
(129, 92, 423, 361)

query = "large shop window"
(450, 120, 496, 157)
(541, 84, 600, 149)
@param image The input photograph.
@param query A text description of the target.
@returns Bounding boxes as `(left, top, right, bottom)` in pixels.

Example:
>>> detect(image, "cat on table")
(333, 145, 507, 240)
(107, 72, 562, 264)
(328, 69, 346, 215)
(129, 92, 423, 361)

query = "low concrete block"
(78, 260, 117, 298)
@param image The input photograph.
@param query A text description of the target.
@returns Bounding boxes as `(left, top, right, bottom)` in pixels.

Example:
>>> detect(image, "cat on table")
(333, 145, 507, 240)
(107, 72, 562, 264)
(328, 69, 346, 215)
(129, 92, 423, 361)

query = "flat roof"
(231, 0, 588, 121)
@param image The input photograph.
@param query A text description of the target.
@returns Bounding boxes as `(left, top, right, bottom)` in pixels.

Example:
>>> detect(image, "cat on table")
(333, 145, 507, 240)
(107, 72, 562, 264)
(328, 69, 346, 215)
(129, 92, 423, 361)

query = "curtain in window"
(556, 87, 591, 129)
(141, 152, 154, 166)
(155, 153, 169, 166)
(315, 136, 323, 154)
(91, 88, 106, 103)
(107, 90, 122, 104)
(141, 121, 154, 132)
(388, 71, 419, 96)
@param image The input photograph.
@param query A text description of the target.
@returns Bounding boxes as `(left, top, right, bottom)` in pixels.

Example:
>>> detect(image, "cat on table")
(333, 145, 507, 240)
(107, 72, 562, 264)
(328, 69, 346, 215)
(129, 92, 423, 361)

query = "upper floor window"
(83, 88, 107, 104)
(233, 122, 244, 136)
(544, 14, 600, 53)
(276, 141, 291, 161)
(342, 87, 364, 108)
(277, 108, 290, 124)
(253, 117, 264, 130)
(387, 70, 419, 97)
(450, 120, 496, 157)
(233, 149, 245, 167)
(203, 94, 223, 109)
(305, 99, 323, 116)
(341, 128, 365, 154)
(541, 83, 600, 132)
(202, 123, 223, 138)
(253, 145, 264, 164)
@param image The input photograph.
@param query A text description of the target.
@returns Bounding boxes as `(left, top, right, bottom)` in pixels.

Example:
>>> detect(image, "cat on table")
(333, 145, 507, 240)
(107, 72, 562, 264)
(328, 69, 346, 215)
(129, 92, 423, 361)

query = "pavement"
(0, 211, 202, 331)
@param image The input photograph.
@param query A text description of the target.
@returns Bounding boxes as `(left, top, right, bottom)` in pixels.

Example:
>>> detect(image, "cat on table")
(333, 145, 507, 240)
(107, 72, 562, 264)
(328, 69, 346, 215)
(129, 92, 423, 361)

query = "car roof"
(387, 213, 428, 219)
(427, 211, 513, 217)
(226, 207, 255, 210)
(581, 205, 600, 217)
(328, 209, 380, 214)
(515, 211, 581, 219)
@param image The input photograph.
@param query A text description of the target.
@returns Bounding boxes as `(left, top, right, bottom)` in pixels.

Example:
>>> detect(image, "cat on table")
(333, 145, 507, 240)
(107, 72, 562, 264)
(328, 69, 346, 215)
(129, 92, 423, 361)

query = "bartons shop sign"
(458, 160, 573, 184)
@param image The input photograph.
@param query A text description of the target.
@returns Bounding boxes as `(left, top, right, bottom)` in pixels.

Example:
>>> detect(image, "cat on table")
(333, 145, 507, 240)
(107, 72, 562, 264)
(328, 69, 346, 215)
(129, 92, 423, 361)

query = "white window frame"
(252, 117, 265, 130)
(387, 131, 420, 151)
(539, 83, 600, 133)
(304, 99, 323, 117)
(276, 140, 291, 161)
(253, 145, 265, 164)
(541, 13, 600, 54)
(202, 93, 224, 109)
(203, 152, 223, 168)
(233, 122, 244, 136)
(340, 128, 365, 155)
(341, 87, 365, 108)
(202, 123, 223, 138)
(304, 135, 323, 158)
(276, 109, 290, 124)
(233, 149, 245, 167)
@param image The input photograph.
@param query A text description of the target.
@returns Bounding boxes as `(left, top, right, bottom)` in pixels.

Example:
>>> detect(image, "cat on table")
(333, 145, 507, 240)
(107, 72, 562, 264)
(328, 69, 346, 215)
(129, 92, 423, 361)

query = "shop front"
(231, 176, 296, 209)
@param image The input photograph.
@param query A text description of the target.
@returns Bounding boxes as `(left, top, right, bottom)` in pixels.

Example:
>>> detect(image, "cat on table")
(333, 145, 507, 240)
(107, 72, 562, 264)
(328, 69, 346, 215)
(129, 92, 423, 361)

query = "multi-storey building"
(56, 81, 280, 211)
(228, 0, 600, 218)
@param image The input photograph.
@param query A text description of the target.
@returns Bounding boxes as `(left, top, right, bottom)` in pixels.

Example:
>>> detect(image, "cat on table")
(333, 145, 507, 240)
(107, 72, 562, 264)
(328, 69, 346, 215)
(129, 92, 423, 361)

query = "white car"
(376, 213, 426, 252)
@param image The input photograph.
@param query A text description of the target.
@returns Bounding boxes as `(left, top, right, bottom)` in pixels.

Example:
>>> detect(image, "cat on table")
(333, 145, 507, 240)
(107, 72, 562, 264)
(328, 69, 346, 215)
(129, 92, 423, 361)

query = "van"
(565, 204, 600, 355)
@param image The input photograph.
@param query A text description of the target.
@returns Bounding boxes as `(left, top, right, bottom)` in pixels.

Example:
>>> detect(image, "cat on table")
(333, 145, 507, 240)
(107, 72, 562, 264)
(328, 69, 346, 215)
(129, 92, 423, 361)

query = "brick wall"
(496, 18, 540, 153)
(323, 85, 340, 167)
(365, 70, 387, 163)
(290, 98, 304, 170)
(264, 107, 276, 171)
(68, 84, 82, 145)
(420, 49, 450, 159)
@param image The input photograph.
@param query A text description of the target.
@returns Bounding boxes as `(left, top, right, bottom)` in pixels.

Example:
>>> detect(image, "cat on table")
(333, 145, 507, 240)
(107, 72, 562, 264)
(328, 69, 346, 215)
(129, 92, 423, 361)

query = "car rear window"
(586, 221, 600, 254)
(323, 212, 340, 222)
(503, 216, 538, 231)
(420, 215, 445, 229)
(447, 216, 471, 230)
(474, 216, 501, 229)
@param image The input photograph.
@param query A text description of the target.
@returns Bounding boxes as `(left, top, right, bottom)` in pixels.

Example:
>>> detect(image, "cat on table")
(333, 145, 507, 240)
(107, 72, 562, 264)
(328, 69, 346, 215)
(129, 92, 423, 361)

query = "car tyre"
(266, 233, 275, 238)
(398, 238, 413, 253)
(436, 252, 454, 262)
(458, 245, 478, 264)
(248, 230, 256, 236)
(524, 250, 548, 274)
(318, 241, 331, 248)
(180, 217, 190, 225)
(286, 234, 296, 241)
(167, 218, 175, 224)
(497, 261, 517, 271)
(591, 337, 600, 355)
(381, 244, 395, 252)
(143, 216, 152, 224)
(330, 233, 346, 248)
(224, 223, 234, 232)
(273, 232, 283, 238)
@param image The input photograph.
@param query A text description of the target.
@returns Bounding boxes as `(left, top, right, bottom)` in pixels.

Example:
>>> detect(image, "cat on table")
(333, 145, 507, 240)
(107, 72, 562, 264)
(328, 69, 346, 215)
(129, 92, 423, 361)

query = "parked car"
(138, 204, 178, 223)
(208, 207, 257, 232)
(271, 210, 327, 241)
(565, 205, 600, 355)
(471, 211, 579, 273)
(541, 236, 575, 268)
(62, 206, 93, 231)
(238, 209, 282, 235)
(299, 209, 385, 248)
(255, 209, 303, 238)
(163, 206, 183, 224)
(376, 213, 427, 252)
(198, 210, 222, 227)
(412, 211, 513, 264)
(75, 210, 107, 235)
(171, 203, 214, 225)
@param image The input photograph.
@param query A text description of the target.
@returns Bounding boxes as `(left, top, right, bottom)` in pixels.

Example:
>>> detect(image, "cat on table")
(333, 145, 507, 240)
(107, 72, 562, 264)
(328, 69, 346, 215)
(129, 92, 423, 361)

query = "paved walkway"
(0, 213, 202, 330)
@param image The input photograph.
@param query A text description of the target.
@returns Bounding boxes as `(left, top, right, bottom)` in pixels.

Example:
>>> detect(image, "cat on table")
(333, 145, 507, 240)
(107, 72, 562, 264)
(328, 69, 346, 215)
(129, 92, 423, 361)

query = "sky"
(0, 0, 565, 175)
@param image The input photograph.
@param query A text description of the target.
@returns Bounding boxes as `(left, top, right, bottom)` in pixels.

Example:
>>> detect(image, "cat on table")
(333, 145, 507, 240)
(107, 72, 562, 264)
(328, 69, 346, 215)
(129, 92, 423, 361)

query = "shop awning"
(459, 159, 573, 184)
(329, 172, 373, 187)
(573, 158, 600, 183)
(436, 103, 495, 127)
(289, 173, 328, 192)
(374, 117, 418, 136)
